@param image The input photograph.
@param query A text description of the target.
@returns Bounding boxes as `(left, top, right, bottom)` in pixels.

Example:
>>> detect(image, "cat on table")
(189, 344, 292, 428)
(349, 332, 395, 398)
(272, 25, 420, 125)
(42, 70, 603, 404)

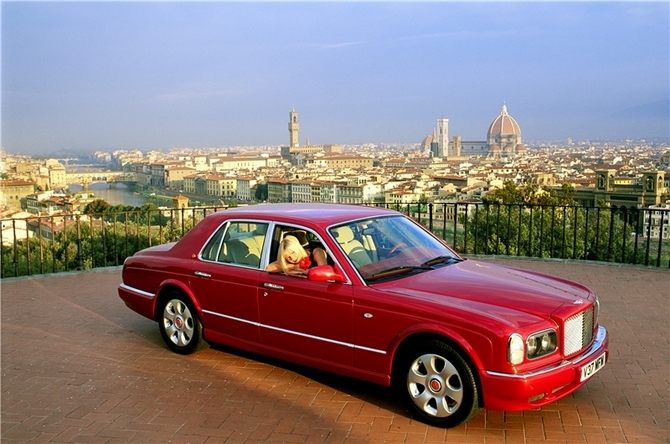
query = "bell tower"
(288, 109, 299, 148)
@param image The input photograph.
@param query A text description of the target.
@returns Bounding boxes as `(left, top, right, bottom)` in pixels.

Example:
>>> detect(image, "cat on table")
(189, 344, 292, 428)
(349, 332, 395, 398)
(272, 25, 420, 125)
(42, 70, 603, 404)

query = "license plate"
(580, 352, 606, 382)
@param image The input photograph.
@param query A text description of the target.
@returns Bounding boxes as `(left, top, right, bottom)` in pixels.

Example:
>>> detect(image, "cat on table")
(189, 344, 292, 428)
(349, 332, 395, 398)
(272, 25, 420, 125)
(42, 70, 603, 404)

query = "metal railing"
(1, 203, 668, 278)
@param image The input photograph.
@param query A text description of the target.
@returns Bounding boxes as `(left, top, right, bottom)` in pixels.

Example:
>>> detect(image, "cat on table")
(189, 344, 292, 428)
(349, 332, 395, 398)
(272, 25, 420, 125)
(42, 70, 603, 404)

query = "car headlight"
(508, 333, 524, 365)
(526, 330, 558, 360)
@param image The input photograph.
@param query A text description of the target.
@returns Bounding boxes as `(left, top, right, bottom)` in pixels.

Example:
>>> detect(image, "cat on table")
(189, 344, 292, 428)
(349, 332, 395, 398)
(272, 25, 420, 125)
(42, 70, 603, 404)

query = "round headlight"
(508, 333, 524, 365)
(541, 333, 550, 351)
(527, 337, 537, 356)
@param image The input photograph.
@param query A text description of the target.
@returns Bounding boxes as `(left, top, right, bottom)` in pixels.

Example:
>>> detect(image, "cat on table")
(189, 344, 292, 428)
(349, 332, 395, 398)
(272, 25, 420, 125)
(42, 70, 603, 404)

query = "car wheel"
(159, 292, 203, 354)
(397, 339, 481, 428)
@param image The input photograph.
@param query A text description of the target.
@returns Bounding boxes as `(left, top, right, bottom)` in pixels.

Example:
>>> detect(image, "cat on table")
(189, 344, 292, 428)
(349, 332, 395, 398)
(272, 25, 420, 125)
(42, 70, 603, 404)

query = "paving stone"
(2, 260, 668, 443)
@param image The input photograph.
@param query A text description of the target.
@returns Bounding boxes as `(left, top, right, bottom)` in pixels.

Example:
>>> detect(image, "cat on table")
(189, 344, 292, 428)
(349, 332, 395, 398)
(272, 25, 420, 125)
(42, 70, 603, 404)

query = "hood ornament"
(573, 299, 584, 305)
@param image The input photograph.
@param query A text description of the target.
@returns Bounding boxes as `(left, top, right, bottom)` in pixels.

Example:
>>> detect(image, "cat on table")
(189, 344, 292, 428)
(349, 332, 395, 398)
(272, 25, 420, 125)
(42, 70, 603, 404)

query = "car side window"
(201, 223, 226, 262)
(219, 221, 268, 268)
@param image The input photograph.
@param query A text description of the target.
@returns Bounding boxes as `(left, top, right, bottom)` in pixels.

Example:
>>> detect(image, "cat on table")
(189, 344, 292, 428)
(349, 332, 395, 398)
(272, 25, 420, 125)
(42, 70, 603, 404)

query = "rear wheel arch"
(156, 287, 207, 354)
(154, 281, 202, 322)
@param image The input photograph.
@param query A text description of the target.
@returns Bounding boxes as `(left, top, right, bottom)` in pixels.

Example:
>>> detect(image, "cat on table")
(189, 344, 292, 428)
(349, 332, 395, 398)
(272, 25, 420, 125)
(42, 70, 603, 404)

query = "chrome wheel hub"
(407, 353, 463, 417)
(163, 299, 194, 347)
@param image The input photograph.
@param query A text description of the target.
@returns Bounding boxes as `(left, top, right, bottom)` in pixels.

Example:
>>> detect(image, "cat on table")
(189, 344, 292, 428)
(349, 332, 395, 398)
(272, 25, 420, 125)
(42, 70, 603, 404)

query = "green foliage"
(84, 199, 111, 214)
(0, 208, 199, 278)
(459, 182, 651, 265)
(255, 183, 268, 201)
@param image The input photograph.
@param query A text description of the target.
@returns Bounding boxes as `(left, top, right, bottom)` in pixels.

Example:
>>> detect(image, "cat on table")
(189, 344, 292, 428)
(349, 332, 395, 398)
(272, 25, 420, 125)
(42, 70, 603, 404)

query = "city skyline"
(2, 2, 669, 155)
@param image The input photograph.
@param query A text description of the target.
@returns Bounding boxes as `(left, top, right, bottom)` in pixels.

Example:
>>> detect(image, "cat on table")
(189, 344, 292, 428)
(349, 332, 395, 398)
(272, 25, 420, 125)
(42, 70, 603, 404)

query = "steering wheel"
(388, 242, 408, 257)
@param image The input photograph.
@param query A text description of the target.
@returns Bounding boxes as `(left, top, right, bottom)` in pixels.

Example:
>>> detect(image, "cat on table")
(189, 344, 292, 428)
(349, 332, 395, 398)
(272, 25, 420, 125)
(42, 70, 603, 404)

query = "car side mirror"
(307, 265, 346, 283)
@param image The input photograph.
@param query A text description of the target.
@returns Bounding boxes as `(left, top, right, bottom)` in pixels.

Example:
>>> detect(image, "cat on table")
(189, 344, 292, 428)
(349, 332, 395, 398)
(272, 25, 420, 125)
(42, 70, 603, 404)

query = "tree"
(255, 183, 268, 201)
(459, 181, 636, 263)
(84, 199, 111, 215)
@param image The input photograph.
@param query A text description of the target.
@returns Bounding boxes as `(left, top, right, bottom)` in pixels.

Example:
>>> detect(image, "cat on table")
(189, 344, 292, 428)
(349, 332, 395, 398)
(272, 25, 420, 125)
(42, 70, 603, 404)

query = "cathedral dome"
(487, 103, 523, 155)
(487, 104, 521, 139)
(421, 135, 433, 151)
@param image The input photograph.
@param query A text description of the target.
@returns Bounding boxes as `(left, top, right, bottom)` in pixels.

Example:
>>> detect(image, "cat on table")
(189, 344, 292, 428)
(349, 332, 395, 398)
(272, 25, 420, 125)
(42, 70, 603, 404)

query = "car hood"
(376, 259, 592, 317)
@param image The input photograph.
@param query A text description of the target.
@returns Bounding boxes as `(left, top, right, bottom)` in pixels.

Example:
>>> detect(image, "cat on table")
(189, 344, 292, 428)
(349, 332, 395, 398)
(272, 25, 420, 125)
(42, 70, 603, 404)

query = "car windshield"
(329, 215, 462, 283)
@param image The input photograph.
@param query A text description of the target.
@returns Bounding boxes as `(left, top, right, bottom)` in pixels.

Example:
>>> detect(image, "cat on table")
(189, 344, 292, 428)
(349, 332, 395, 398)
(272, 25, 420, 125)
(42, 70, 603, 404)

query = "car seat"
(331, 226, 372, 267)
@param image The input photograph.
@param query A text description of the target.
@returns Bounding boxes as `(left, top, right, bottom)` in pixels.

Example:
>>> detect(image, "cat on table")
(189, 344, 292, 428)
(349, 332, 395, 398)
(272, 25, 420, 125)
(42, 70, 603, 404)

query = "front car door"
(258, 224, 354, 367)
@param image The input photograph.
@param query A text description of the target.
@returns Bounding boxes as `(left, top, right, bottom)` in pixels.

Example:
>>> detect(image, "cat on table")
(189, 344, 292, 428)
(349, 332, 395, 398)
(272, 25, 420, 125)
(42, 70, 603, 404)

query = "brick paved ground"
(1, 259, 668, 443)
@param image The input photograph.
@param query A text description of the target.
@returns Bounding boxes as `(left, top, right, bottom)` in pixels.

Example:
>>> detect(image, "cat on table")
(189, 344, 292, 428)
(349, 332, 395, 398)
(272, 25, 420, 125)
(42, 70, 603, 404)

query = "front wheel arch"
(391, 333, 484, 428)
(392, 333, 483, 405)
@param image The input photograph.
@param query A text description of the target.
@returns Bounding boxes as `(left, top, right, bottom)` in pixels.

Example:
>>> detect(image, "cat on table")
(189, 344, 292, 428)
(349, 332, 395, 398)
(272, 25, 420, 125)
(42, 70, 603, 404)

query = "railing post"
(621, 207, 628, 264)
(38, 217, 45, 274)
(632, 208, 641, 265)
(428, 203, 433, 232)
(0, 220, 4, 279)
(607, 208, 615, 262)
(452, 203, 458, 250)
(12, 220, 18, 277)
(76, 214, 84, 271)
(656, 211, 664, 267)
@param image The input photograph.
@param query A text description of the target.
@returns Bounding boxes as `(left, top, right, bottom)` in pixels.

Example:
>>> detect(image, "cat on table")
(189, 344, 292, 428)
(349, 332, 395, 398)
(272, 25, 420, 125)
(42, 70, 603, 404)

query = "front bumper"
(480, 325, 609, 411)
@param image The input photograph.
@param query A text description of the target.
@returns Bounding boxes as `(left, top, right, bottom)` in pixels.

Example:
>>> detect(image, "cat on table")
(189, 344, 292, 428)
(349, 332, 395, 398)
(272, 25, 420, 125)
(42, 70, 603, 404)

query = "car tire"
(158, 292, 204, 355)
(396, 339, 481, 428)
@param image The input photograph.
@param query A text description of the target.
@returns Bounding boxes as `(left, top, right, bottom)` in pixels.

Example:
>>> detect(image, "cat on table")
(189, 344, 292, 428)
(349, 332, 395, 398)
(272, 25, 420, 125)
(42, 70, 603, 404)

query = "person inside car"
(266, 235, 327, 276)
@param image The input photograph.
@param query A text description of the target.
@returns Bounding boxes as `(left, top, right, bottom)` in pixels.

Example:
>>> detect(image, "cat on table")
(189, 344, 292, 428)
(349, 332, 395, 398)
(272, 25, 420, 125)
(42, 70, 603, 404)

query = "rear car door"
(191, 220, 268, 344)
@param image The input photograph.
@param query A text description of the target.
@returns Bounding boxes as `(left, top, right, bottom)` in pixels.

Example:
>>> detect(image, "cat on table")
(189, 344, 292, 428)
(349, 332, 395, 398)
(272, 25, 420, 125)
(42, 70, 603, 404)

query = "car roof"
(211, 203, 399, 226)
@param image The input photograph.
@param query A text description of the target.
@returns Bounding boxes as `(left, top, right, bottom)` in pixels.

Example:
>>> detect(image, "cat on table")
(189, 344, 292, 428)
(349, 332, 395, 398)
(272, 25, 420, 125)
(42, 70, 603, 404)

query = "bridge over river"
(66, 171, 137, 188)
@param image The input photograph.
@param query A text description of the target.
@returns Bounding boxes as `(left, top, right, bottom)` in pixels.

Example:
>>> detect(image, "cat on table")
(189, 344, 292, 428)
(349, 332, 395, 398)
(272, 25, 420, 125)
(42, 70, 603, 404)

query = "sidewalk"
(1, 259, 668, 443)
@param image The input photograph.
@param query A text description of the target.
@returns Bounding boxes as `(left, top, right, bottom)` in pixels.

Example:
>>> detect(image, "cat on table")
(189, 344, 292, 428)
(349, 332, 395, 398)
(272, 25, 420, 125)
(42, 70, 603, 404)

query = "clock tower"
(288, 109, 300, 148)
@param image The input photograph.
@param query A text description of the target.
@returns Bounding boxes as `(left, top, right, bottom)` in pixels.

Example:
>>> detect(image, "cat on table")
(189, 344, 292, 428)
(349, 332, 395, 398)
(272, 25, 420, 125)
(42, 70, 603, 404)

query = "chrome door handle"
(194, 271, 211, 278)
(263, 283, 284, 290)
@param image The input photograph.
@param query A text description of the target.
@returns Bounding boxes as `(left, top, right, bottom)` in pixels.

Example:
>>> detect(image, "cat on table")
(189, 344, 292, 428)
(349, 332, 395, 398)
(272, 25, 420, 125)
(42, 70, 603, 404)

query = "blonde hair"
(276, 235, 309, 273)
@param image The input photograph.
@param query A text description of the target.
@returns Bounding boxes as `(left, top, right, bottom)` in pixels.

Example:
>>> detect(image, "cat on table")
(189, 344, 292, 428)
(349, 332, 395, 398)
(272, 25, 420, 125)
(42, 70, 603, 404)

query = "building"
(644, 204, 670, 239)
(0, 179, 36, 210)
(436, 118, 449, 158)
(236, 176, 258, 202)
(306, 154, 374, 170)
(280, 110, 343, 163)
(444, 103, 525, 158)
(267, 178, 291, 203)
(571, 170, 667, 208)
(165, 166, 197, 191)
(205, 175, 237, 198)
(47, 162, 67, 189)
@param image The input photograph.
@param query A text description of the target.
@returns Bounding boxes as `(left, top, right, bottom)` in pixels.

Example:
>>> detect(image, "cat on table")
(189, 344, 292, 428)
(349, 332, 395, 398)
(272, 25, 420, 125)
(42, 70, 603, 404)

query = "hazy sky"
(2, 1, 669, 155)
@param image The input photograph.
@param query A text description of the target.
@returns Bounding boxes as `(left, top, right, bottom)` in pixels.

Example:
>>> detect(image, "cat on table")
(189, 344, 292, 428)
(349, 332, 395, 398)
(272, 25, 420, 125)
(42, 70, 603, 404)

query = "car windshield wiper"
(421, 256, 464, 267)
(365, 266, 432, 282)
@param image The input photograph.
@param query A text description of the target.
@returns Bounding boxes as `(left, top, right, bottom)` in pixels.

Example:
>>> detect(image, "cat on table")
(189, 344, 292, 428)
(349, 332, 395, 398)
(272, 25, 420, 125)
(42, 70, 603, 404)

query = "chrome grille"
(563, 306, 594, 356)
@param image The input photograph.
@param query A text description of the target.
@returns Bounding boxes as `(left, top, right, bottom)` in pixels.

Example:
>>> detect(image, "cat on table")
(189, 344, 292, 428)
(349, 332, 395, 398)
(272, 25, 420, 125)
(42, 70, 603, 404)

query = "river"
(69, 183, 154, 208)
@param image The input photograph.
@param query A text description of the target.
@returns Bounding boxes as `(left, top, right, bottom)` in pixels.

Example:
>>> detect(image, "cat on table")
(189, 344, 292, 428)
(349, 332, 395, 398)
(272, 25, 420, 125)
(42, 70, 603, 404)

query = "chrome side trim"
(203, 310, 260, 327)
(119, 283, 155, 299)
(487, 326, 607, 379)
(202, 309, 386, 355)
(353, 344, 387, 355)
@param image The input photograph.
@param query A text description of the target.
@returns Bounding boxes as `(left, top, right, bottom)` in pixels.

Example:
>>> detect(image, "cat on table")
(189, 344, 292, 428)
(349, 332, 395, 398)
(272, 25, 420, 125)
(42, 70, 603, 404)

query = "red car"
(118, 203, 608, 428)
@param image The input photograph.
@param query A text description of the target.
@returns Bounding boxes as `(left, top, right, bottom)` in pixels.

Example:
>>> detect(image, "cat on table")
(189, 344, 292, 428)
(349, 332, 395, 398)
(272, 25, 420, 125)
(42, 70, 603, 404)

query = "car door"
(190, 220, 268, 345)
(258, 225, 354, 366)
